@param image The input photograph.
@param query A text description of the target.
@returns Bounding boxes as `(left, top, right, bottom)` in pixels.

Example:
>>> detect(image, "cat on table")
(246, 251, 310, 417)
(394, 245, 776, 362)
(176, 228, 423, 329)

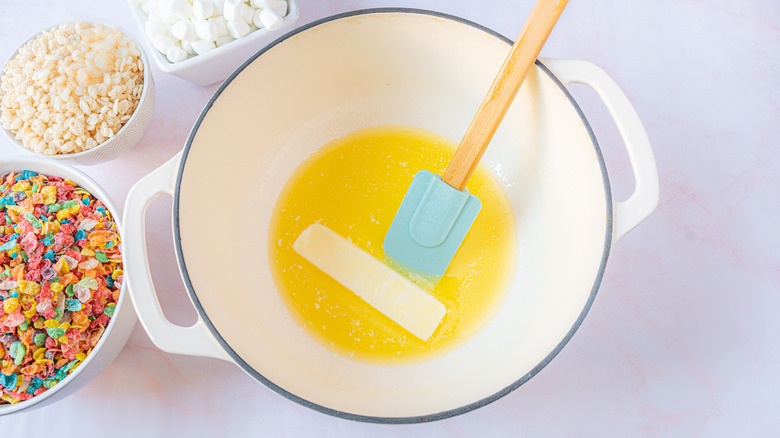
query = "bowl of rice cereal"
(0, 21, 155, 166)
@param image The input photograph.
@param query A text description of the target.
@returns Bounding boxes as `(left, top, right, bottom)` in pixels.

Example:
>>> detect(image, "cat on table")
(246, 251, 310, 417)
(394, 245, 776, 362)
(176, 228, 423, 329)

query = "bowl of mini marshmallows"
(128, 0, 299, 86)
(0, 21, 155, 166)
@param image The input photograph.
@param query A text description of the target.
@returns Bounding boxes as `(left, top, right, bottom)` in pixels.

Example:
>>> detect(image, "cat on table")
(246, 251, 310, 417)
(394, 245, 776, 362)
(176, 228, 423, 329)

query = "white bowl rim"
(0, 20, 152, 161)
(172, 8, 613, 424)
(0, 155, 130, 414)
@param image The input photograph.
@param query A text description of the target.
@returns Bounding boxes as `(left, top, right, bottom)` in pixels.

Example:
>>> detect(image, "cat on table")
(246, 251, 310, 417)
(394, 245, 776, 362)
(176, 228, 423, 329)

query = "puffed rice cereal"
(0, 22, 144, 155)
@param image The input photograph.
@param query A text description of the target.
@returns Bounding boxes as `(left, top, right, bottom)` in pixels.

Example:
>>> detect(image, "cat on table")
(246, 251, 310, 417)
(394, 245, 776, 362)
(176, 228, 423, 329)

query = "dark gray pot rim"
(172, 7, 613, 424)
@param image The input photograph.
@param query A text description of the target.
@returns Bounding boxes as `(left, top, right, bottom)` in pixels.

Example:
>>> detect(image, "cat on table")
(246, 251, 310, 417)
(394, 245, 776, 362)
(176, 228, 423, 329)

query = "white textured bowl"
(0, 21, 155, 166)
(0, 156, 137, 415)
(128, 0, 299, 86)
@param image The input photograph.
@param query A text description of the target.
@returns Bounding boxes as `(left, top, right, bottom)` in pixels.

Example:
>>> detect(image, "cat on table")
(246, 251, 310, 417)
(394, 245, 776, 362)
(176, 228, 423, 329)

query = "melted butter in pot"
(269, 126, 517, 364)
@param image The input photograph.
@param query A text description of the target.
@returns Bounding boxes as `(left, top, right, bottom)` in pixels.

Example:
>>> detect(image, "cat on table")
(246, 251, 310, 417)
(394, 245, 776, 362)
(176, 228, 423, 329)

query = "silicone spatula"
(384, 0, 568, 277)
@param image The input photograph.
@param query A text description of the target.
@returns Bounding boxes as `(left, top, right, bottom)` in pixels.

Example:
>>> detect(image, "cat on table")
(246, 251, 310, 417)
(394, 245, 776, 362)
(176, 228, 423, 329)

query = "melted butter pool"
(269, 126, 517, 364)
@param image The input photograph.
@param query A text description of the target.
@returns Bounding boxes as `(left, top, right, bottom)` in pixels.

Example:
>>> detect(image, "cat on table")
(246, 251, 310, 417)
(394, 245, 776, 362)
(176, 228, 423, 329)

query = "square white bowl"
(128, 1, 300, 86)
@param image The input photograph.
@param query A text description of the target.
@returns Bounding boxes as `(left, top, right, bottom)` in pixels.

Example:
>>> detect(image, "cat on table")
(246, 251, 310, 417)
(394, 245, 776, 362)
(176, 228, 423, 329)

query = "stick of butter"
(293, 224, 447, 340)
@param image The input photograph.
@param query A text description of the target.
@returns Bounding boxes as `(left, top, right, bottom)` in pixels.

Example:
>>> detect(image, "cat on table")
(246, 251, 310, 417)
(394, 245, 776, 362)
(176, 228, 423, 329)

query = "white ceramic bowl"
(0, 156, 137, 416)
(124, 9, 658, 422)
(128, 0, 300, 86)
(0, 21, 155, 166)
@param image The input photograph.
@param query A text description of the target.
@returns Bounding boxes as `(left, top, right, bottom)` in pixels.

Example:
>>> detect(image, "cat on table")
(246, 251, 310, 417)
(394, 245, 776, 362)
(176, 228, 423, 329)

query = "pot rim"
(172, 7, 613, 423)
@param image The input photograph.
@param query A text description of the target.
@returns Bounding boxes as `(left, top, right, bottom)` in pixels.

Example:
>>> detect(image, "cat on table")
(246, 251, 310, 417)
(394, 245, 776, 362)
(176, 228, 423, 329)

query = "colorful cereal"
(0, 171, 122, 404)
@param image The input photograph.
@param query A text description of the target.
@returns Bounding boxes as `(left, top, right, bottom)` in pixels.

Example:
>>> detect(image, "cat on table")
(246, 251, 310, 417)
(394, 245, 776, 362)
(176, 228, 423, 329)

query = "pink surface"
(1, 0, 778, 436)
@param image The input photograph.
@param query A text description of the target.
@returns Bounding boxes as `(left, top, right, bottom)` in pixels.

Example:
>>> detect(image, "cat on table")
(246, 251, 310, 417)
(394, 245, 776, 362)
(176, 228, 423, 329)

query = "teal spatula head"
(384, 170, 481, 277)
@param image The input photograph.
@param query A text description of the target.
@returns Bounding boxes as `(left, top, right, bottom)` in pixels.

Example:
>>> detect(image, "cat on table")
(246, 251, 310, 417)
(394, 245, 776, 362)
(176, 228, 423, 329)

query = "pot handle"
(540, 58, 659, 241)
(123, 152, 230, 361)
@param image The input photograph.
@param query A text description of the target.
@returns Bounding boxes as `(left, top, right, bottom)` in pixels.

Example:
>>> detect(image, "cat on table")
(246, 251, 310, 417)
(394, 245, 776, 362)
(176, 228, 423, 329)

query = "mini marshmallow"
(166, 46, 189, 63)
(251, 9, 263, 28)
(222, 0, 240, 21)
(145, 18, 165, 39)
(250, 0, 286, 15)
(265, 0, 287, 17)
(171, 19, 197, 42)
(192, 0, 215, 20)
(210, 0, 224, 15)
(224, 1, 252, 22)
(195, 20, 219, 41)
(141, 0, 155, 14)
(158, 5, 181, 25)
(152, 34, 176, 54)
(249, 0, 269, 8)
(191, 39, 216, 54)
(181, 39, 195, 55)
(240, 3, 254, 22)
(210, 16, 229, 37)
(168, 0, 193, 19)
(215, 35, 234, 47)
(227, 19, 250, 39)
(257, 8, 283, 31)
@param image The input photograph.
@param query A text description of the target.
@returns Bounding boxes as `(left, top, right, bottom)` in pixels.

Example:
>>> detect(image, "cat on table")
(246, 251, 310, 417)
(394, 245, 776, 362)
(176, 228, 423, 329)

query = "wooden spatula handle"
(442, 0, 569, 191)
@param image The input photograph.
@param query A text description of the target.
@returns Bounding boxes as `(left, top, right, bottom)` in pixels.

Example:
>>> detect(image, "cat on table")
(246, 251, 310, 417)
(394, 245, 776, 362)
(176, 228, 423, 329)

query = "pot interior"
(175, 10, 610, 419)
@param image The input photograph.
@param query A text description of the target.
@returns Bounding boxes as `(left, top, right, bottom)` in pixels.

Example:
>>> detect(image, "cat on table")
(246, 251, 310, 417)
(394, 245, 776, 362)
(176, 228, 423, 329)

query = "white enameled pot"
(123, 9, 658, 422)
(0, 156, 136, 415)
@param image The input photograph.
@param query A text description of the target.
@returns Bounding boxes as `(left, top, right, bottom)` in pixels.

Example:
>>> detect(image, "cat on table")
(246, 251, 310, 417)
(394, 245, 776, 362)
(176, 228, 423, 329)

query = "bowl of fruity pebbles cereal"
(0, 156, 136, 414)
